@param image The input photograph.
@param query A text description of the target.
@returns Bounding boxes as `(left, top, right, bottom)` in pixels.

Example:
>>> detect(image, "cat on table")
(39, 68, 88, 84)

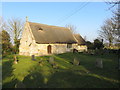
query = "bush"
(86, 41, 94, 50)
(94, 39, 104, 50)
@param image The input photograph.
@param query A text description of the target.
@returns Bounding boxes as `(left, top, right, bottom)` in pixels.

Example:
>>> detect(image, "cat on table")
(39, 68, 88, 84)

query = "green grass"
(2, 52, 120, 88)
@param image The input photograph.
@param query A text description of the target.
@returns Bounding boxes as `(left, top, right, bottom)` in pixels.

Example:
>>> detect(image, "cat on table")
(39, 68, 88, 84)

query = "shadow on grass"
(46, 70, 118, 88)
(2, 58, 18, 88)
(2, 78, 19, 88)
(2, 60, 13, 76)
(22, 71, 45, 88)
(52, 53, 119, 87)
(19, 69, 119, 88)
(57, 53, 118, 76)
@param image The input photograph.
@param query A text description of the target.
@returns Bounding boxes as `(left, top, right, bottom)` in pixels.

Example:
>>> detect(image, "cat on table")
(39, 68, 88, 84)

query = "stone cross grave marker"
(95, 58, 103, 68)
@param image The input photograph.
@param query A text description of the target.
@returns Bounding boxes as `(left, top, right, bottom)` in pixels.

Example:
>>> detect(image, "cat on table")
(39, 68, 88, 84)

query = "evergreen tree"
(86, 41, 94, 50)
(1, 30, 12, 56)
(93, 39, 104, 49)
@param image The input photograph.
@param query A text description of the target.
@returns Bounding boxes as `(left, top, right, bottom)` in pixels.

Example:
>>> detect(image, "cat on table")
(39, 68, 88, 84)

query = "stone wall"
(20, 43, 87, 56)
(29, 43, 71, 56)
(72, 44, 87, 52)
(77, 45, 87, 52)
(19, 22, 35, 56)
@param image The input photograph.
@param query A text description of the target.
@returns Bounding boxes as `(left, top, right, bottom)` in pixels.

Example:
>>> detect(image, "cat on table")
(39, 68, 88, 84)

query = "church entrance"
(47, 45, 52, 54)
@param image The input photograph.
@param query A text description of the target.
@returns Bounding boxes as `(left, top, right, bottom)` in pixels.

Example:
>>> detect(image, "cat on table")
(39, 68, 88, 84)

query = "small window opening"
(67, 44, 72, 48)
(38, 27, 43, 30)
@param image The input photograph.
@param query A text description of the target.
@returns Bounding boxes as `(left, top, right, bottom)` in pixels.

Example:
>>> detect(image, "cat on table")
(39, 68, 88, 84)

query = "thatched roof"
(28, 22, 77, 44)
(74, 34, 86, 45)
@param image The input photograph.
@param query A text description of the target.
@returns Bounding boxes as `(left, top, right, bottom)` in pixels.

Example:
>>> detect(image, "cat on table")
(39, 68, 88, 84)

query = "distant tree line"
(86, 39, 104, 50)
(84, 6, 119, 55)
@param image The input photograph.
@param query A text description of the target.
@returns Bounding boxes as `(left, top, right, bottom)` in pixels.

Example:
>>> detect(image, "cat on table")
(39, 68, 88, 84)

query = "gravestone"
(49, 57, 58, 69)
(49, 57, 54, 64)
(73, 57, 80, 65)
(95, 58, 103, 68)
(31, 55, 36, 61)
(14, 60, 18, 64)
(14, 55, 19, 64)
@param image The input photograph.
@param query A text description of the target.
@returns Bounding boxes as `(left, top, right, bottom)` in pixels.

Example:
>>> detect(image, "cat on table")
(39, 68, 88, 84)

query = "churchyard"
(2, 52, 119, 88)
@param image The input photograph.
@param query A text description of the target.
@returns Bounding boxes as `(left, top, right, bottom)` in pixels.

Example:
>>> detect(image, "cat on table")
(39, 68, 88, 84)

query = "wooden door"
(47, 45, 52, 54)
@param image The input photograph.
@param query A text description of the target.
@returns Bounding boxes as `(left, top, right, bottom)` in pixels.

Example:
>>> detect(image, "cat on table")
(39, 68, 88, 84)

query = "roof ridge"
(28, 21, 69, 30)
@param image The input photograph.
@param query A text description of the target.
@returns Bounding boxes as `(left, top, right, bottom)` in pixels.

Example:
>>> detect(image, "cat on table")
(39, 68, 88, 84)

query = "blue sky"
(2, 2, 116, 42)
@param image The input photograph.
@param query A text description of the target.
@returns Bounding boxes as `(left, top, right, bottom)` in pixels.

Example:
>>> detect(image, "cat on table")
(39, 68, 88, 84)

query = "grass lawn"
(2, 52, 120, 88)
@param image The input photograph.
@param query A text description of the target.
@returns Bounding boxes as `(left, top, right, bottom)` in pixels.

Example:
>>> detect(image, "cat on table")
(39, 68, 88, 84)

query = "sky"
(2, 1, 117, 42)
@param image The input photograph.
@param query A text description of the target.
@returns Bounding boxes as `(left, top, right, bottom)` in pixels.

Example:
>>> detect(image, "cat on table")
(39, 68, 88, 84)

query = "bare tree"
(65, 24, 77, 34)
(7, 17, 24, 53)
(7, 17, 24, 44)
(99, 18, 115, 47)
(83, 36, 87, 41)
(111, 8, 120, 43)
(0, 17, 7, 45)
(105, 0, 120, 10)
(0, 17, 3, 44)
(0, 17, 3, 32)
(0, 17, 6, 32)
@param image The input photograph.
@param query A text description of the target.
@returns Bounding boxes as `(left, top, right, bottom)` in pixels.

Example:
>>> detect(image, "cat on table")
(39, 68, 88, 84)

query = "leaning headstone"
(31, 55, 36, 61)
(73, 57, 80, 65)
(13, 55, 18, 64)
(95, 58, 103, 68)
(49, 57, 54, 64)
